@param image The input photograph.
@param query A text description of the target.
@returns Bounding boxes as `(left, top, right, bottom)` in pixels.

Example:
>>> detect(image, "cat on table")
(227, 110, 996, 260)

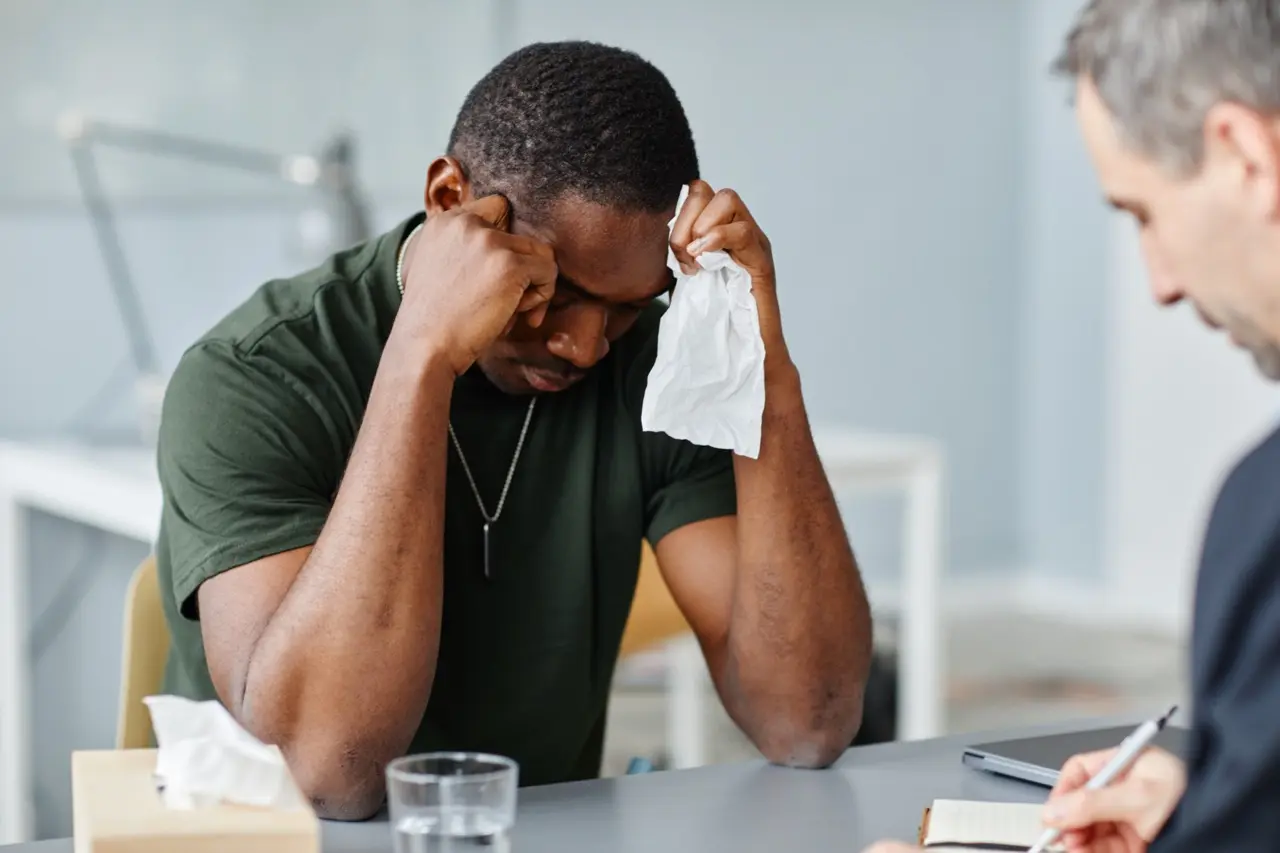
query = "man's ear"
(423, 156, 472, 215)
(1204, 102, 1280, 220)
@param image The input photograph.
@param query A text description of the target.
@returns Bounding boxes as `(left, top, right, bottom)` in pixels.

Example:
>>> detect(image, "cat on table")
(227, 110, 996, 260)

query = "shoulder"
(1202, 423, 1280, 566)
(1169, 425, 1280, 852)
(1217, 421, 1280, 496)
(161, 224, 409, 451)
(158, 340, 324, 471)
(158, 227, 406, 473)
(190, 227, 394, 358)
(1193, 423, 1280, 668)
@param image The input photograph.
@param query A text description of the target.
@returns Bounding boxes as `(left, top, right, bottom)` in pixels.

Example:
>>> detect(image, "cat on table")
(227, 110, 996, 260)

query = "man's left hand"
(668, 179, 791, 374)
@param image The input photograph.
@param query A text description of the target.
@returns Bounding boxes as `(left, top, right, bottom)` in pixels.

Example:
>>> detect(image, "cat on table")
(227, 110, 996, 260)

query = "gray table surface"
(7, 715, 1140, 852)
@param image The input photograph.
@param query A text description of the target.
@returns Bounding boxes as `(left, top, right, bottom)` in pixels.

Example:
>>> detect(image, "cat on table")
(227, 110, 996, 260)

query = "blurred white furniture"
(812, 426, 946, 744)
(0, 430, 946, 843)
(0, 441, 161, 844)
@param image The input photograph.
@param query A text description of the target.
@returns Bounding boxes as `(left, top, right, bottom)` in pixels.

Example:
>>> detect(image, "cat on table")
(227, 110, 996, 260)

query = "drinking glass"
(386, 753, 518, 853)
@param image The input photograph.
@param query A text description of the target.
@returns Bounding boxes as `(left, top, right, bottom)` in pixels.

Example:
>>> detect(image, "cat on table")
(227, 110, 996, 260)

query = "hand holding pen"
(1032, 706, 1186, 853)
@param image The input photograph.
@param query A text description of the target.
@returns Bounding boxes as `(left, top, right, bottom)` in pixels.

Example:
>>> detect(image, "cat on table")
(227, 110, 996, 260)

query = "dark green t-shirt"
(153, 214, 736, 787)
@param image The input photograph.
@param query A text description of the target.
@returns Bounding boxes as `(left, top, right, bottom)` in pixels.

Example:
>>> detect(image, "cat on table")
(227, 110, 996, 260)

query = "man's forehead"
(1075, 78, 1128, 181)
(511, 196, 673, 297)
(516, 194, 672, 239)
(1075, 77, 1166, 205)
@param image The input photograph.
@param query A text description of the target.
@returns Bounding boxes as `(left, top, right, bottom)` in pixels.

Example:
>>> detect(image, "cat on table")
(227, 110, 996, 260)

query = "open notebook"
(918, 799, 1064, 851)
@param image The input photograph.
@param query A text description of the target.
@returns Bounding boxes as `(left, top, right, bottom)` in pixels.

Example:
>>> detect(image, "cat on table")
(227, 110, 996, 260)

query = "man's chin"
(1251, 347, 1280, 382)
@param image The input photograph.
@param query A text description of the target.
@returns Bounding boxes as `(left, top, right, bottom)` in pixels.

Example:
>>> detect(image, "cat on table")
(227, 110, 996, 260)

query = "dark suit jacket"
(1153, 423, 1280, 851)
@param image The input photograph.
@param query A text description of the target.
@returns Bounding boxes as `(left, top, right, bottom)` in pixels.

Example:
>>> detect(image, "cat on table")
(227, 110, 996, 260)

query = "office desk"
(0, 430, 945, 844)
(0, 717, 1130, 853)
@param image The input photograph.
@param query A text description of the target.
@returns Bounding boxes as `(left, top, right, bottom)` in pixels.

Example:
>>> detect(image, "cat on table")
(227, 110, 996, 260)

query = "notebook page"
(924, 799, 1063, 851)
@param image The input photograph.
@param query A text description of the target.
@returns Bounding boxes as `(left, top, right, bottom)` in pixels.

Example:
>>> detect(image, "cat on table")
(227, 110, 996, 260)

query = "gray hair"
(1055, 0, 1280, 174)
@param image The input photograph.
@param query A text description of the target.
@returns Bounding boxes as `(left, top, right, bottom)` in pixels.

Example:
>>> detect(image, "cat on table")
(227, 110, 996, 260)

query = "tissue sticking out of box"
(641, 184, 766, 458)
(144, 695, 307, 811)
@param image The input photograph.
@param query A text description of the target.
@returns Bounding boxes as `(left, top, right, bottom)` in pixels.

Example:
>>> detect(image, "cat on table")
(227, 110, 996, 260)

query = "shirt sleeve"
(1153, 585, 1280, 852)
(640, 431, 738, 546)
(621, 305, 738, 546)
(157, 341, 340, 619)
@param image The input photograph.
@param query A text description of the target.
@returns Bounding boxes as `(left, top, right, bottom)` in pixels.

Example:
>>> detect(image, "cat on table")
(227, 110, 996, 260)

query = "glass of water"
(386, 752, 518, 853)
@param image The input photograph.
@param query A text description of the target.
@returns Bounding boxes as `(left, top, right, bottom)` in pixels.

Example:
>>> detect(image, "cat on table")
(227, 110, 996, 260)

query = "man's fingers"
(1060, 827, 1093, 851)
(687, 222, 754, 257)
(1052, 749, 1120, 798)
(1043, 782, 1149, 831)
(487, 235, 556, 329)
(463, 193, 512, 230)
(1091, 835, 1135, 853)
(493, 235, 558, 287)
(516, 279, 554, 328)
(669, 179, 715, 273)
(497, 230, 557, 261)
(690, 187, 754, 239)
(503, 282, 551, 334)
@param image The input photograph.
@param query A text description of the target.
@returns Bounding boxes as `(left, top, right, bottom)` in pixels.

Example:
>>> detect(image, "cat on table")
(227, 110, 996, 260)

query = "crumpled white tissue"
(144, 694, 305, 811)
(641, 185, 766, 458)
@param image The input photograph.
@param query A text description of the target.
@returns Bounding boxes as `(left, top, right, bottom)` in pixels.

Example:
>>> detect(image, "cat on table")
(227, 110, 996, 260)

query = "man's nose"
(1141, 235, 1183, 306)
(545, 304, 610, 369)
(1148, 268, 1184, 306)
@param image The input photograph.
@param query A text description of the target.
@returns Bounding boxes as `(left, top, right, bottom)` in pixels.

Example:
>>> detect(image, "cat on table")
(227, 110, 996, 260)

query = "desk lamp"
(56, 113, 373, 444)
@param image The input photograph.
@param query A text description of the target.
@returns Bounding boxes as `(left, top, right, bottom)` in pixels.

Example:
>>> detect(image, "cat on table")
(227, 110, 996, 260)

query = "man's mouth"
(518, 363, 582, 392)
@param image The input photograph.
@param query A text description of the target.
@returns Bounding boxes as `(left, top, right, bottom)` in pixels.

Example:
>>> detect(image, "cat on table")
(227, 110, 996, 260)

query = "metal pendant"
(483, 521, 491, 581)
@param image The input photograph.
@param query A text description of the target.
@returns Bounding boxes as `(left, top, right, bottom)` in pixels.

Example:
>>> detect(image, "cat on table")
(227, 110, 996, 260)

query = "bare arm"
(195, 193, 557, 819)
(655, 366, 870, 768)
(725, 364, 870, 763)
(660, 180, 872, 766)
(199, 348, 454, 820)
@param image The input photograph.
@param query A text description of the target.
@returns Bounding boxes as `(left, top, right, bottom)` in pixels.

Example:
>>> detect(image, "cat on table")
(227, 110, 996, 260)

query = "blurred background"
(2, 0, 1278, 841)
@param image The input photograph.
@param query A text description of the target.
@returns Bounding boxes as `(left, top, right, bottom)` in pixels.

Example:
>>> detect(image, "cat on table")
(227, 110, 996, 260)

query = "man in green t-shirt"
(155, 40, 872, 820)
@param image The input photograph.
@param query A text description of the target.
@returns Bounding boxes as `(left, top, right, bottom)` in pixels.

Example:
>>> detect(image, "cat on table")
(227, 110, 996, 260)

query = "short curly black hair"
(447, 41, 699, 218)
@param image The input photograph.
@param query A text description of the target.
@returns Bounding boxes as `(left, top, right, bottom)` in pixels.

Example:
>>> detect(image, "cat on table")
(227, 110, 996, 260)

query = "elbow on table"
(271, 734, 388, 821)
(235, 700, 390, 820)
(291, 761, 387, 821)
(755, 700, 865, 770)
(758, 730, 850, 770)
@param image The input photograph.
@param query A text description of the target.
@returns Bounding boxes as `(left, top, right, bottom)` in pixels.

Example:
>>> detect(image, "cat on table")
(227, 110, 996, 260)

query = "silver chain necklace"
(396, 221, 537, 580)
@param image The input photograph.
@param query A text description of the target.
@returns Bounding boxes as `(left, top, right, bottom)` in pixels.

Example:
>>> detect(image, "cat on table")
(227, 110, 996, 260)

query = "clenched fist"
(393, 194, 558, 376)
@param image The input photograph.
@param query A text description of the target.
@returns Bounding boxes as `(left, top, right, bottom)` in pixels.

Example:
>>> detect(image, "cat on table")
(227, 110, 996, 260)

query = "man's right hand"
(1042, 746, 1186, 853)
(395, 194, 557, 375)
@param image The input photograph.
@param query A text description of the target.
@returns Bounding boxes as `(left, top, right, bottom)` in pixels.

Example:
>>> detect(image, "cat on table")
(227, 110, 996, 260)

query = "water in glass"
(393, 807, 511, 853)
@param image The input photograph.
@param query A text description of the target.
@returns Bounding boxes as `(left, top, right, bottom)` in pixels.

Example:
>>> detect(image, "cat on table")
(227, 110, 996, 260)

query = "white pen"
(1027, 704, 1179, 853)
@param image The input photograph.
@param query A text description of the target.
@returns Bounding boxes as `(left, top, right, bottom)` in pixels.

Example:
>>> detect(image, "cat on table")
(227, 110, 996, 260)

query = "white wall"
(1017, 0, 1110, 582)
(1101, 218, 1279, 632)
(1015, 0, 1280, 633)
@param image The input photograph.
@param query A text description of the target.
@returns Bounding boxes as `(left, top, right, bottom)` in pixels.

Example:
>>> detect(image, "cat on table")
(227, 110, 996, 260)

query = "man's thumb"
(464, 193, 511, 231)
(1043, 784, 1147, 830)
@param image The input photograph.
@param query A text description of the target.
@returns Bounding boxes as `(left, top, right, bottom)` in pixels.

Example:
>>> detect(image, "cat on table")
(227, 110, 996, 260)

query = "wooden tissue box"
(72, 749, 319, 853)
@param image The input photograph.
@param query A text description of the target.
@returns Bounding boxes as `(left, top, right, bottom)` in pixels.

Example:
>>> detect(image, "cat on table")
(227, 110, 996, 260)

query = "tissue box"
(72, 749, 319, 853)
